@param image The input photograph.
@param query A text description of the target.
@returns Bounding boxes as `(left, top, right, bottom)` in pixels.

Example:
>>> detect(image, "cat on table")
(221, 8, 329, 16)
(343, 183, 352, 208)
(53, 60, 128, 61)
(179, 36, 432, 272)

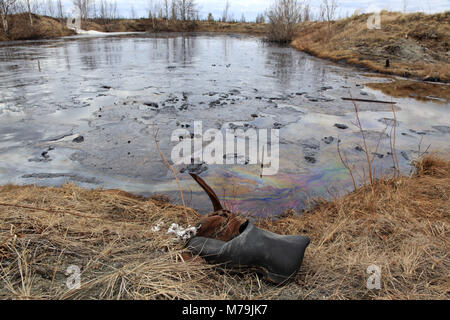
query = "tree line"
(1, 0, 340, 37)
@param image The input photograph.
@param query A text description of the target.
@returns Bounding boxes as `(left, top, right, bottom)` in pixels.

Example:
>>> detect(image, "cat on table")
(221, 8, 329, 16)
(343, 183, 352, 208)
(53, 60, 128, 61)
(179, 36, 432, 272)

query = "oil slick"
(171, 121, 280, 176)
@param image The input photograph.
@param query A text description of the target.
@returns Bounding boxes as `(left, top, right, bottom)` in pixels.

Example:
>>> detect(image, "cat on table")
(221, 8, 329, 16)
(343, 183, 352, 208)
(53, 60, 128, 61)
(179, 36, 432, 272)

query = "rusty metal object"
(186, 173, 310, 284)
(195, 210, 246, 242)
(189, 173, 245, 242)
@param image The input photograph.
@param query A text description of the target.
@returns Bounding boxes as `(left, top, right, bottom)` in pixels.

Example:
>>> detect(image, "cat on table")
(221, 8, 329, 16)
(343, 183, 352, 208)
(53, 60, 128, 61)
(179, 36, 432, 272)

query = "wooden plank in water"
(341, 97, 397, 104)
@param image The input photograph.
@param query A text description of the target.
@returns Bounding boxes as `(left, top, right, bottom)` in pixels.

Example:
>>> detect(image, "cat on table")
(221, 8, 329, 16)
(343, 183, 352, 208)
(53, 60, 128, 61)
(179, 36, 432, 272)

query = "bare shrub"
(0, 0, 18, 33)
(266, 0, 301, 43)
(321, 0, 338, 35)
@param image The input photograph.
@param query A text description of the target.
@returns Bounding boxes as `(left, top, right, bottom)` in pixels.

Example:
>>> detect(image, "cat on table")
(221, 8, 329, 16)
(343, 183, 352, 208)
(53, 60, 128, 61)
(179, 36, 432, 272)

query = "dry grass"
(0, 186, 283, 299)
(1, 14, 75, 41)
(292, 11, 450, 83)
(259, 154, 450, 299)
(0, 155, 448, 300)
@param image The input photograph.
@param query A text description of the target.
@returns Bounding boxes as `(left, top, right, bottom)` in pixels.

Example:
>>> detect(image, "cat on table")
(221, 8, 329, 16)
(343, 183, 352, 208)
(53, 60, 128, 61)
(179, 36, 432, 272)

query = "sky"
(58, 0, 449, 21)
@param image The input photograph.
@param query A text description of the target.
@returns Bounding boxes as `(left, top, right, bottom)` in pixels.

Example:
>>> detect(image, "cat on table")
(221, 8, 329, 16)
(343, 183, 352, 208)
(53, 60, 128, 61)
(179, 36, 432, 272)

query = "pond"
(0, 33, 449, 216)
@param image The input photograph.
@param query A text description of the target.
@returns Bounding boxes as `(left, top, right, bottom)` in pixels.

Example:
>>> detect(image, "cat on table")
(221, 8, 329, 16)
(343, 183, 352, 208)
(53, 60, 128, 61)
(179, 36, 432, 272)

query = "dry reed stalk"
(349, 94, 376, 216)
(389, 101, 400, 178)
(152, 126, 189, 224)
(337, 138, 357, 191)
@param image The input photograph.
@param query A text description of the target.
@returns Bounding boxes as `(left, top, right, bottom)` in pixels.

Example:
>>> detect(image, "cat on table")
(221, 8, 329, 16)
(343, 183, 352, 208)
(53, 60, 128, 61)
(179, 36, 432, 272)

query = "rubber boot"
(187, 220, 310, 284)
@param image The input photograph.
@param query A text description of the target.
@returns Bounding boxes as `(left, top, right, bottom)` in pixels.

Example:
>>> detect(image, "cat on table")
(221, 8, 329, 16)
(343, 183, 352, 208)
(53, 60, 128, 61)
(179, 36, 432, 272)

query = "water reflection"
(78, 40, 99, 70)
(265, 48, 296, 87)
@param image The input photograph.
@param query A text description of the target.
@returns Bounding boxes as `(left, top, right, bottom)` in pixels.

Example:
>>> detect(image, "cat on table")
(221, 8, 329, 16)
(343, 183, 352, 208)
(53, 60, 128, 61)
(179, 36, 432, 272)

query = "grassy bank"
(0, 155, 448, 300)
(0, 14, 266, 42)
(291, 11, 450, 82)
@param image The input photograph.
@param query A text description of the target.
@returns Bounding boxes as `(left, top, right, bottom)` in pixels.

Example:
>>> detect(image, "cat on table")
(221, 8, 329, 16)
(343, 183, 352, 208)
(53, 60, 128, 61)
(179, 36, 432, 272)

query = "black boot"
(187, 220, 310, 284)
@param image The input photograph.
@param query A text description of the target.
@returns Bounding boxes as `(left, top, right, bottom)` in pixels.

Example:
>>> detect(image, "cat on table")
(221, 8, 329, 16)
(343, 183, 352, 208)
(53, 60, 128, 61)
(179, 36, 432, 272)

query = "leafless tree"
(99, 0, 105, 19)
(46, 0, 55, 17)
(26, 0, 33, 24)
(163, 0, 169, 25)
(221, 0, 229, 22)
(148, 0, 163, 19)
(56, 0, 63, 18)
(255, 13, 265, 23)
(318, 3, 325, 21)
(170, 0, 176, 20)
(73, 0, 84, 19)
(266, 0, 302, 43)
(0, 0, 18, 33)
(73, 0, 94, 20)
(111, 1, 116, 19)
(172, 0, 197, 21)
(99, 0, 104, 18)
(186, 0, 197, 20)
(90, 0, 96, 18)
(97, 0, 116, 20)
(178, 0, 185, 20)
(130, 4, 136, 19)
(321, 0, 338, 33)
(303, 1, 310, 21)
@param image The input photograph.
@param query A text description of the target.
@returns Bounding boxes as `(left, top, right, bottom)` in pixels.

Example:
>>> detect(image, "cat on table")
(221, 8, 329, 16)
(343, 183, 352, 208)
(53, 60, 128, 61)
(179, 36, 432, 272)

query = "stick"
(152, 126, 189, 224)
(342, 97, 397, 104)
(337, 138, 357, 191)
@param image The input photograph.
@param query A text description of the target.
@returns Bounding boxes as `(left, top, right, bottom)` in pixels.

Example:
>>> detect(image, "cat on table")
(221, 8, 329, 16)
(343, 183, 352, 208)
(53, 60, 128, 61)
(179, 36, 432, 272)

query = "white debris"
(151, 222, 163, 232)
(69, 29, 145, 37)
(167, 223, 198, 241)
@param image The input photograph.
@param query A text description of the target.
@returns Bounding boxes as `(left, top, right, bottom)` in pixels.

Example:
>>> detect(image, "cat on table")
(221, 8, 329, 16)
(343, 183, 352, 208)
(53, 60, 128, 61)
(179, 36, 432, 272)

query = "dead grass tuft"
(414, 154, 449, 177)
